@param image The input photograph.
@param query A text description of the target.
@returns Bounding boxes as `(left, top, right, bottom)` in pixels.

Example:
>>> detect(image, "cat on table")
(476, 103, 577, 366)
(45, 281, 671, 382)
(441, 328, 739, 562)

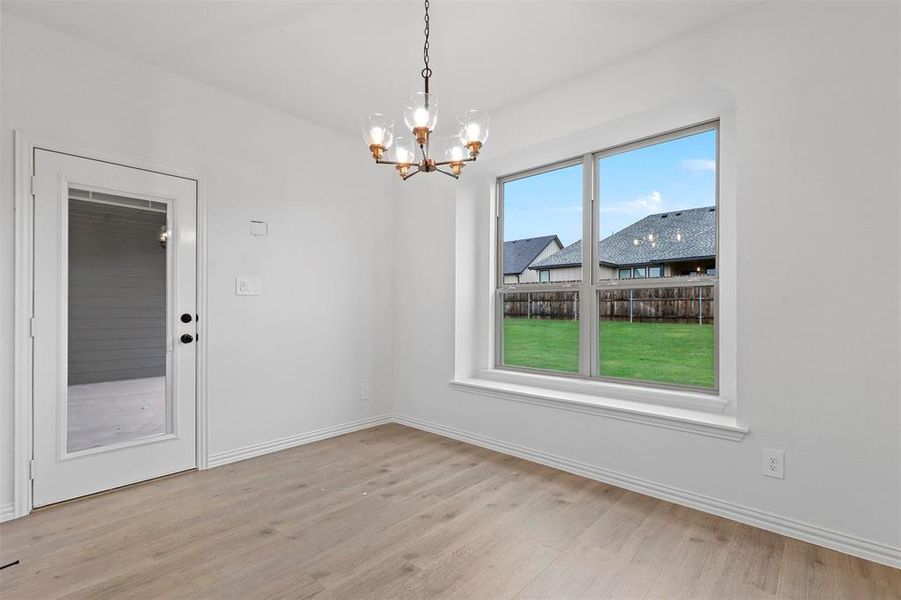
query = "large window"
(496, 122, 718, 391)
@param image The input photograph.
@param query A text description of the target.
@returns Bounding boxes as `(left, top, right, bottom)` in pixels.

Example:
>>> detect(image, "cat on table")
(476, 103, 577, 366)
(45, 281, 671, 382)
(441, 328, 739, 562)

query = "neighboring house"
(530, 206, 716, 281)
(503, 235, 563, 284)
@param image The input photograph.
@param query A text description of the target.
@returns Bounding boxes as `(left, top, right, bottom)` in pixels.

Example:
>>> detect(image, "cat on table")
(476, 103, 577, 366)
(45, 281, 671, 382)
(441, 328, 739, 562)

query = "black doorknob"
(180, 334, 194, 344)
(180, 313, 193, 323)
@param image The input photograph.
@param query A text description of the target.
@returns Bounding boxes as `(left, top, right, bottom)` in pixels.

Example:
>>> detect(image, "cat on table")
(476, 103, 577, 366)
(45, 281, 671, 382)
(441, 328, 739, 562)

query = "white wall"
(393, 0, 900, 558)
(0, 14, 396, 508)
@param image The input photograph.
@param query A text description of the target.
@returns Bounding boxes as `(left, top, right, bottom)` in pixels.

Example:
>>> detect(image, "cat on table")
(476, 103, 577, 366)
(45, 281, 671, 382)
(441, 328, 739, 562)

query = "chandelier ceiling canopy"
(362, 0, 489, 180)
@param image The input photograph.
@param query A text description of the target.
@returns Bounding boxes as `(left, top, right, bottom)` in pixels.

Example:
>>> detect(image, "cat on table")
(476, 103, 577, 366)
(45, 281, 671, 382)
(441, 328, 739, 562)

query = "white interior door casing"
(32, 149, 197, 507)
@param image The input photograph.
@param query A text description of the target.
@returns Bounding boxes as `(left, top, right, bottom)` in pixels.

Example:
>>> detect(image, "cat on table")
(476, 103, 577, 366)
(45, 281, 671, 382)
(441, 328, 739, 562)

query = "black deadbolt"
(180, 313, 193, 323)
(180, 334, 194, 344)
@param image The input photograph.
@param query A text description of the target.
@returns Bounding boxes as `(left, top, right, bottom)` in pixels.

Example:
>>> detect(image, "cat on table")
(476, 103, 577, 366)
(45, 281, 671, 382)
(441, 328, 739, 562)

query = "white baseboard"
(393, 413, 901, 569)
(207, 414, 393, 468)
(0, 503, 15, 523)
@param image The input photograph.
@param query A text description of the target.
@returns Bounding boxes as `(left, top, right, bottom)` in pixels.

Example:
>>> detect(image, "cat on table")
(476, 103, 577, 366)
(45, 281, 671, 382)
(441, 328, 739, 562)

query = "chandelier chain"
(422, 0, 432, 88)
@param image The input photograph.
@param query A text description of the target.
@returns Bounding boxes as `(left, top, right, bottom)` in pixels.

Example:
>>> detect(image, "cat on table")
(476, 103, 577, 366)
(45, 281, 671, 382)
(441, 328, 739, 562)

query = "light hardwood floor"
(1, 424, 898, 599)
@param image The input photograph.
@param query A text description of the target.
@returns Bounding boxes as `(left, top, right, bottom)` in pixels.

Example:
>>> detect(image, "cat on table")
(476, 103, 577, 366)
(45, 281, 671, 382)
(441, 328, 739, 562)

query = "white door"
(32, 149, 197, 507)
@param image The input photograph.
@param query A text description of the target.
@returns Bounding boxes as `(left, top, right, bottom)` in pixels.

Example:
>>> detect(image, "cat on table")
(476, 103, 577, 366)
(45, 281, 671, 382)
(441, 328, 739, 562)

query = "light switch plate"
(235, 276, 262, 296)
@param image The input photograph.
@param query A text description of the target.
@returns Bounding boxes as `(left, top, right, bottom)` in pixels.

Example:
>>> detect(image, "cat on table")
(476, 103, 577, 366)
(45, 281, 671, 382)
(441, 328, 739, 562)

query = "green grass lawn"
(503, 318, 715, 388)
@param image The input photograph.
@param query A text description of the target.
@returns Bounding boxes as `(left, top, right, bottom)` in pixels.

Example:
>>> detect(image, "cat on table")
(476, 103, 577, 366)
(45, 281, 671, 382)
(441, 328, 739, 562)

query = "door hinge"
(31, 176, 37, 197)
(29, 317, 36, 338)
(29, 459, 35, 480)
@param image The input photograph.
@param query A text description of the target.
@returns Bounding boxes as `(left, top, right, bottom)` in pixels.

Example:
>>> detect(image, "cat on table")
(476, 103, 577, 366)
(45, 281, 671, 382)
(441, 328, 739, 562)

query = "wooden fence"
(598, 286, 714, 324)
(504, 291, 579, 320)
(503, 287, 714, 325)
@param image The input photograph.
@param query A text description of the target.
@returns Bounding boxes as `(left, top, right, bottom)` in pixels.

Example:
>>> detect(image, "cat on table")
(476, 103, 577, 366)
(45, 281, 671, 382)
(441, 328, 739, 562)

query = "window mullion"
(494, 181, 504, 368)
(589, 154, 600, 378)
(579, 153, 594, 377)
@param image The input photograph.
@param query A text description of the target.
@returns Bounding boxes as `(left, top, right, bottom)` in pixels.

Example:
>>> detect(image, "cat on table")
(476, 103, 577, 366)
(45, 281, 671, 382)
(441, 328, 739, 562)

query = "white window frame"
(494, 121, 720, 394)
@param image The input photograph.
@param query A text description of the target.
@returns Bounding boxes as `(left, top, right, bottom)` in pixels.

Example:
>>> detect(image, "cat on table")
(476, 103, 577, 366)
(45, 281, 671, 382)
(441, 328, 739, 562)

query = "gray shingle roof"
(503, 235, 561, 275)
(531, 206, 715, 269)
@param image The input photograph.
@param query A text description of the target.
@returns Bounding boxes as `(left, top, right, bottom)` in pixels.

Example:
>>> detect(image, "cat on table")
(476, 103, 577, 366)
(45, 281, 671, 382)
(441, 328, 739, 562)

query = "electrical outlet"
(762, 449, 784, 479)
(360, 385, 370, 401)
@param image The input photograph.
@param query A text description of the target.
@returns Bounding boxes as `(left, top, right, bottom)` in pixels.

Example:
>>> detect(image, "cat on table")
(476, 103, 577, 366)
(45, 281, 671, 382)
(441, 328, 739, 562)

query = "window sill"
(449, 370, 747, 441)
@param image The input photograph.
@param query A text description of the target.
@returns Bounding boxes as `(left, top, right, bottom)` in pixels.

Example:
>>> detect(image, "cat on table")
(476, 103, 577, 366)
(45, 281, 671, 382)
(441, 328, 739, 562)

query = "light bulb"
(457, 109, 490, 145)
(393, 137, 416, 165)
(403, 92, 439, 133)
(443, 135, 467, 163)
(361, 113, 394, 158)
(369, 126, 386, 146)
(413, 108, 430, 128)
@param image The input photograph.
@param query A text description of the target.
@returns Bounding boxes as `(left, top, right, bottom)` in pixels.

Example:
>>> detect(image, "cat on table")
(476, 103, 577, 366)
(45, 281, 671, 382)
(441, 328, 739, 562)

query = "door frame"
(13, 130, 209, 519)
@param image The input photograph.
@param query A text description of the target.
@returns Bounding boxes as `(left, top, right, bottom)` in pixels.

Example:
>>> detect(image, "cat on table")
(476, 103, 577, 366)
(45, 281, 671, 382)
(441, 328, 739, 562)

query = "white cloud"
(681, 159, 716, 173)
(600, 190, 663, 215)
(634, 190, 663, 210)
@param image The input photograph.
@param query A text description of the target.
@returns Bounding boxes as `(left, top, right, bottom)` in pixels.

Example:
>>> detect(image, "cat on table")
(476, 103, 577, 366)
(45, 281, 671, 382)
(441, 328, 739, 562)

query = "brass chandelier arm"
(377, 155, 475, 171)
(435, 168, 459, 179)
(433, 157, 477, 167)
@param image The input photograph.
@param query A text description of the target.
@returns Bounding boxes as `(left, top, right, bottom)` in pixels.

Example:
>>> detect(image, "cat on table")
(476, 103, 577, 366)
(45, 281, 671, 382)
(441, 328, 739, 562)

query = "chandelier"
(362, 0, 489, 180)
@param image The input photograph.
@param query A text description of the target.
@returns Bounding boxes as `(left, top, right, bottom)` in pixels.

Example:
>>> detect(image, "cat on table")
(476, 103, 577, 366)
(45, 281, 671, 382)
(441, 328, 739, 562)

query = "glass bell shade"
(457, 109, 490, 145)
(403, 92, 439, 132)
(361, 113, 395, 149)
(443, 135, 468, 163)
(392, 137, 417, 165)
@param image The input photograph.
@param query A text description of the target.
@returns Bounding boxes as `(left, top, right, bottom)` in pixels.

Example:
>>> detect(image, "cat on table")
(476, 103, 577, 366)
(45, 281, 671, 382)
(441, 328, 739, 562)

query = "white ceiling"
(4, 1, 756, 137)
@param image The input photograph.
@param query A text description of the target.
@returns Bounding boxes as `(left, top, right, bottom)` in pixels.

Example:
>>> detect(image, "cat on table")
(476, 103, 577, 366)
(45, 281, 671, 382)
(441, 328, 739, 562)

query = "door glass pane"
(67, 189, 170, 452)
(597, 286, 715, 389)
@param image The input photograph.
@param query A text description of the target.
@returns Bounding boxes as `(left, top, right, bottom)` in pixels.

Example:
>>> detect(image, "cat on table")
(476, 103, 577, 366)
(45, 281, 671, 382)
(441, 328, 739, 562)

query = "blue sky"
(503, 129, 716, 245)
